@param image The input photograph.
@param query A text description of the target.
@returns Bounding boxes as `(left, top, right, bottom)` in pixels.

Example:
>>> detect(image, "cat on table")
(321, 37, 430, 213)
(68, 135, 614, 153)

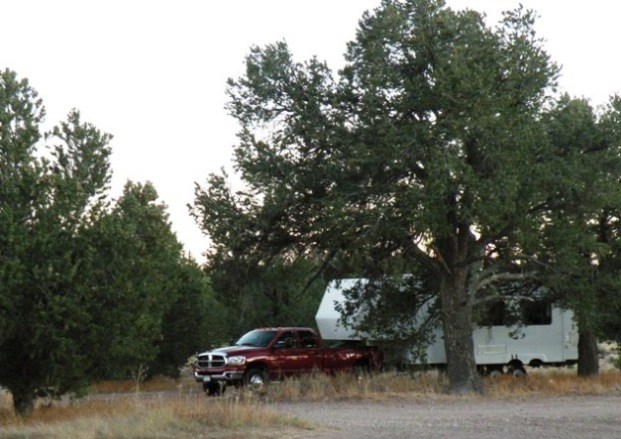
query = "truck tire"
(203, 381, 225, 396)
(352, 360, 371, 379)
(244, 367, 267, 391)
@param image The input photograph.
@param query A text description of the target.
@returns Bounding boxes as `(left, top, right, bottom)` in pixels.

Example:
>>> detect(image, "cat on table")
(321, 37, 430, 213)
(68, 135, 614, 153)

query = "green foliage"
(150, 258, 226, 376)
(0, 70, 217, 414)
(0, 69, 112, 414)
(204, 0, 562, 272)
(81, 181, 219, 380)
(204, 251, 327, 339)
(590, 98, 621, 346)
(533, 96, 621, 359)
(79, 182, 174, 378)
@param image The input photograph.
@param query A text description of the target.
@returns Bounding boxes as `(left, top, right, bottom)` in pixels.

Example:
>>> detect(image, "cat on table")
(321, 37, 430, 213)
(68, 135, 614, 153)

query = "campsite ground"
(1, 352, 619, 438)
(275, 394, 621, 439)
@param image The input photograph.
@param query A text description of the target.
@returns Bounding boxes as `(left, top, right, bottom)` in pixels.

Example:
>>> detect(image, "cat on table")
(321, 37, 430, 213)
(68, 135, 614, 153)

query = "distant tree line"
(0, 69, 231, 415)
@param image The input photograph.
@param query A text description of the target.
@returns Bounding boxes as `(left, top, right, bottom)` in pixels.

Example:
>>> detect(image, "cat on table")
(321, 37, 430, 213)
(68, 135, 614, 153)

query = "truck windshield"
(234, 330, 277, 347)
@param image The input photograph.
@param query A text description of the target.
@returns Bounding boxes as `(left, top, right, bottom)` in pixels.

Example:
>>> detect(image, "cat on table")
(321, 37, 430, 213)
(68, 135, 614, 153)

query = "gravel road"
(270, 395, 621, 439)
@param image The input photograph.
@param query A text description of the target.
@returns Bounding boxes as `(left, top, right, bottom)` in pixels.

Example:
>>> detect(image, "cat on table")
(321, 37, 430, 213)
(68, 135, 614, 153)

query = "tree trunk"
(10, 387, 35, 416)
(577, 327, 599, 377)
(439, 284, 483, 394)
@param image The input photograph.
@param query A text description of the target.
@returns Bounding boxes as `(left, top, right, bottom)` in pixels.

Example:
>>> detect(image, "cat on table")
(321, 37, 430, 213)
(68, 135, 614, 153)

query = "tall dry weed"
(0, 392, 312, 438)
(269, 369, 449, 401)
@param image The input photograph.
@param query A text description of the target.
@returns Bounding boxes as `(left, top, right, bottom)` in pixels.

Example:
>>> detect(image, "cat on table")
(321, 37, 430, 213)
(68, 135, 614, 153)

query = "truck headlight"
(227, 356, 246, 366)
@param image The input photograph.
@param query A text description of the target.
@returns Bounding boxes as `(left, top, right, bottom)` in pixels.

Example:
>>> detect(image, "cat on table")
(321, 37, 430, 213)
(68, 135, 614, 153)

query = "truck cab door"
(297, 329, 322, 373)
(271, 330, 301, 378)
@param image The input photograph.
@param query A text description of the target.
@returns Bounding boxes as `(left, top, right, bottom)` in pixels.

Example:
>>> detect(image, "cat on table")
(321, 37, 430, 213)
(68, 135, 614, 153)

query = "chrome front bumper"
(194, 370, 244, 383)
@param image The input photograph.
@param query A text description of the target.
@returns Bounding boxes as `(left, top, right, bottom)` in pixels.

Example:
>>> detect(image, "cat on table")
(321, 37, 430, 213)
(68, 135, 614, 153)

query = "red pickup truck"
(193, 327, 383, 395)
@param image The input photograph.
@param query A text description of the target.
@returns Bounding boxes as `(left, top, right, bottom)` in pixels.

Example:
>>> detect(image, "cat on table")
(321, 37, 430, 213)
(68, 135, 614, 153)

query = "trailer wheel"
(487, 366, 504, 380)
(508, 364, 527, 377)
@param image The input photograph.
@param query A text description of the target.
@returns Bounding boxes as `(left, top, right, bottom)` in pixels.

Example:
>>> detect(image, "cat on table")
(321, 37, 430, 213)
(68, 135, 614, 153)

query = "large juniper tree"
(537, 95, 621, 376)
(193, 1, 619, 393)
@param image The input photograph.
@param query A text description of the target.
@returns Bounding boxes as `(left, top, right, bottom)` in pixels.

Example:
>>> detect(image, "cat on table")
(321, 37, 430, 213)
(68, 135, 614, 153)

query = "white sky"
(2, 0, 620, 262)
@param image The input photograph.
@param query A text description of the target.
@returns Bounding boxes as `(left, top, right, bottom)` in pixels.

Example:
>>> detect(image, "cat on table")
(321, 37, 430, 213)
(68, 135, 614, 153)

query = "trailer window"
(476, 300, 552, 326)
(521, 300, 552, 325)
(476, 301, 507, 327)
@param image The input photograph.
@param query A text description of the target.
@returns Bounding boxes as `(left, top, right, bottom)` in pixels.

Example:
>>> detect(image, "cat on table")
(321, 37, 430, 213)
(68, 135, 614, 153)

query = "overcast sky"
(2, 0, 620, 262)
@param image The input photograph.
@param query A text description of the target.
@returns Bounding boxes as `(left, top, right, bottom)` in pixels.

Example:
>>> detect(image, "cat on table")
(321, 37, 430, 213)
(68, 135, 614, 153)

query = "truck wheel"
(244, 367, 267, 391)
(352, 361, 371, 380)
(203, 382, 225, 396)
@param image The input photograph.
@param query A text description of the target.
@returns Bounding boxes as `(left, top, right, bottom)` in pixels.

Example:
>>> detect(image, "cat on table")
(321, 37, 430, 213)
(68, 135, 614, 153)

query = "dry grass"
(485, 367, 621, 397)
(267, 369, 449, 401)
(1, 368, 621, 438)
(90, 375, 196, 394)
(0, 387, 313, 438)
(262, 367, 621, 401)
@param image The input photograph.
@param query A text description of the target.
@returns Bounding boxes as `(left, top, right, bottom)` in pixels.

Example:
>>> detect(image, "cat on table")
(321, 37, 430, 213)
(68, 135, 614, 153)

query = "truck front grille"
(197, 353, 226, 369)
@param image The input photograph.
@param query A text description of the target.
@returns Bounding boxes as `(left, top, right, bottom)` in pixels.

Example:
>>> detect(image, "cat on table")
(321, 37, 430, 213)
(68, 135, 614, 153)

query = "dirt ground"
(272, 394, 621, 439)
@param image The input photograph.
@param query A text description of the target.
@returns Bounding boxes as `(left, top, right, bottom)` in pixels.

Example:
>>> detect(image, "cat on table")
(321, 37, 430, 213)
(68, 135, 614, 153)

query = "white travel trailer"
(315, 278, 579, 375)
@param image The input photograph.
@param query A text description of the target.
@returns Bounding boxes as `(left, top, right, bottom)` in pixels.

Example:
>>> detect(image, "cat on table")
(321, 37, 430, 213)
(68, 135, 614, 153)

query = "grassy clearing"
(1, 368, 620, 438)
